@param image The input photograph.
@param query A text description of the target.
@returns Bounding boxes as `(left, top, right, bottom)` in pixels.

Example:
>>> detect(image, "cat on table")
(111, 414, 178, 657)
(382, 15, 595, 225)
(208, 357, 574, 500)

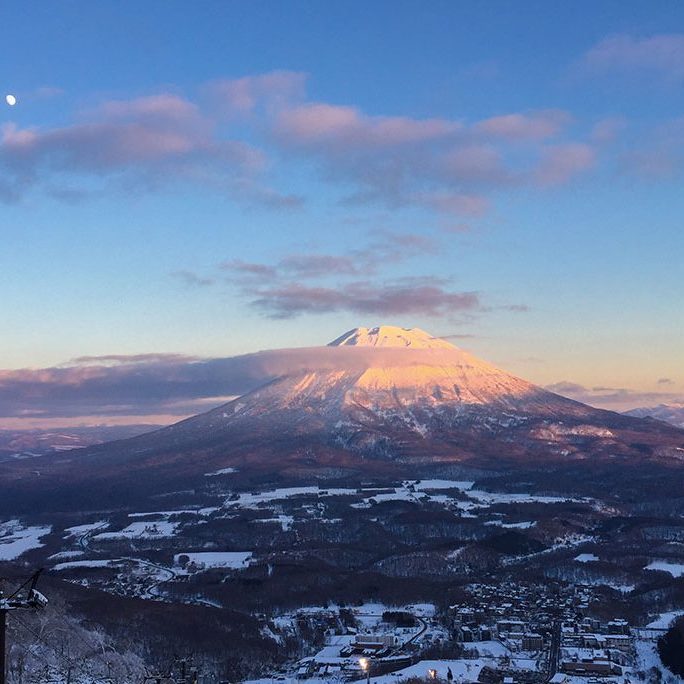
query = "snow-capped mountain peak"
(328, 325, 455, 350)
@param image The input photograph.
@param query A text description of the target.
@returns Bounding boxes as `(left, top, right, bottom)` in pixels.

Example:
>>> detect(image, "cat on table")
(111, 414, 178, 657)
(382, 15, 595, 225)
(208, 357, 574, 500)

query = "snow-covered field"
(0, 519, 52, 560)
(94, 521, 180, 540)
(173, 551, 253, 569)
(63, 521, 109, 537)
(645, 560, 684, 577)
(574, 553, 599, 563)
(646, 610, 684, 629)
(53, 559, 121, 571)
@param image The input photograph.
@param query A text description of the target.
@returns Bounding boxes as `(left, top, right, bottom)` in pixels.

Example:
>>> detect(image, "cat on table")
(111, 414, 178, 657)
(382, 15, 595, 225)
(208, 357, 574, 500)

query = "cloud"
(221, 230, 437, 284)
(193, 230, 526, 320)
(0, 71, 596, 213)
(256, 79, 587, 213)
(545, 381, 588, 396)
(275, 103, 461, 148)
(66, 353, 199, 366)
(584, 34, 684, 81)
(545, 380, 684, 411)
(658, 377, 675, 385)
(618, 116, 684, 180)
(473, 110, 571, 140)
(535, 143, 595, 185)
(247, 277, 481, 319)
(0, 93, 299, 208)
(205, 71, 307, 117)
(0, 345, 503, 425)
(438, 333, 479, 340)
(271, 104, 586, 212)
(171, 270, 215, 287)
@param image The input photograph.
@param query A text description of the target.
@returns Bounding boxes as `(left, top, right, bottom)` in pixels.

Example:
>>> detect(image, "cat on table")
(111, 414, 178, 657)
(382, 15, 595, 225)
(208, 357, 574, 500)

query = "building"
(522, 633, 544, 651)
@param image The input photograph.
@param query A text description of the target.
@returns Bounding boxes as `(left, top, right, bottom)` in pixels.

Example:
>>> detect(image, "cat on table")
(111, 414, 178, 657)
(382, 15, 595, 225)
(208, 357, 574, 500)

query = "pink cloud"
(440, 145, 511, 184)
(584, 34, 684, 81)
(206, 71, 307, 117)
(249, 278, 482, 319)
(535, 143, 595, 185)
(0, 71, 599, 213)
(0, 92, 305, 208)
(474, 110, 571, 140)
(220, 231, 437, 285)
(275, 102, 461, 148)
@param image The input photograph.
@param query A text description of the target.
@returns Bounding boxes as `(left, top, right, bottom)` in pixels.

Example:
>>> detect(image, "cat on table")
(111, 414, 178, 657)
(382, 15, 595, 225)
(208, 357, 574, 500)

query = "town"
(244, 581, 677, 684)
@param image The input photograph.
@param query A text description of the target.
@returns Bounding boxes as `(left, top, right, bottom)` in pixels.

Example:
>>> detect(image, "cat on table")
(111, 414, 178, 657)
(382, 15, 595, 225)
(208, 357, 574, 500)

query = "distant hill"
(624, 403, 684, 429)
(0, 424, 158, 461)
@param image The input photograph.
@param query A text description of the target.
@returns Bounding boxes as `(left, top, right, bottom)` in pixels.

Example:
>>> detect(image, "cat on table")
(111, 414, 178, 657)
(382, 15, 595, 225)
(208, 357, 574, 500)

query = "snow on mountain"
(329, 325, 456, 350)
(230, 325, 548, 414)
(2, 325, 682, 515)
(625, 403, 684, 428)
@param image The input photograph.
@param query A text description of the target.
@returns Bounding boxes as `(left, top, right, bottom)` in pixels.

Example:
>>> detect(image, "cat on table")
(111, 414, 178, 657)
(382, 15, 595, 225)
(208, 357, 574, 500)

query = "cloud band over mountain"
(0, 347, 491, 425)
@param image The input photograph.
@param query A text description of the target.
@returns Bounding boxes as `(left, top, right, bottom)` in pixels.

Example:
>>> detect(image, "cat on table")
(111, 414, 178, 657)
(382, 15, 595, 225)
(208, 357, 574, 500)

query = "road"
(76, 522, 178, 600)
(547, 620, 561, 681)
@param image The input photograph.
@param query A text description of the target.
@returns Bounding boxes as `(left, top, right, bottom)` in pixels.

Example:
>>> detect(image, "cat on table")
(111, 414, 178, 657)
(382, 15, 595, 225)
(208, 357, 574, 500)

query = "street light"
(359, 657, 370, 684)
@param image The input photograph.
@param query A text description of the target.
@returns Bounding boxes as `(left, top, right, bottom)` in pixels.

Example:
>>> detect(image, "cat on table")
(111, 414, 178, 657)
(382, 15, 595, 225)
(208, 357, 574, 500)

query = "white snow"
(174, 551, 252, 569)
(63, 521, 109, 537)
(645, 560, 684, 577)
(485, 520, 536, 529)
(253, 515, 294, 531)
(94, 521, 180, 540)
(647, 610, 684, 629)
(574, 553, 599, 563)
(409, 479, 475, 491)
(48, 550, 85, 561)
(204, 467, 237, 476)
(128, 507, 218, 518)
(0, 520, 52, 560)
(329, 326, 456, 350)
(226, 486, 358, 508)
(53, 559, 120, 571)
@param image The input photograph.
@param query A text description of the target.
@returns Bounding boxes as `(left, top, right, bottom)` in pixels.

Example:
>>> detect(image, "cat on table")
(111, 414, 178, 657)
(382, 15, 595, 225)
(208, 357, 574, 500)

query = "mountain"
(1, 325, 683, 512)
(625, 403, 684, 429)
(0, 424, 157, 461)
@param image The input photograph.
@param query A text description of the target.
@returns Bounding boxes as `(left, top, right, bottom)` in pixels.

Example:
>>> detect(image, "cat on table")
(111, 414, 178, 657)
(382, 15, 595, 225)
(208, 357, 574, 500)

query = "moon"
(5, 94, 17, 106)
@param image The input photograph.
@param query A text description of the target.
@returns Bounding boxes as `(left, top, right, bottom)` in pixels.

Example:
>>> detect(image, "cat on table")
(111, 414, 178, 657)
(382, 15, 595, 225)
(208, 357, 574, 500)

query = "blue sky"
(1, 1, 683, 425)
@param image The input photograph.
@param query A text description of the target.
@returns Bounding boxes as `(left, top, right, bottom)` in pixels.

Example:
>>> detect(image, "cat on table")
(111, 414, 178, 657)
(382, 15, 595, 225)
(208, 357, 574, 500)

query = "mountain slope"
(1, 326, 683, 511)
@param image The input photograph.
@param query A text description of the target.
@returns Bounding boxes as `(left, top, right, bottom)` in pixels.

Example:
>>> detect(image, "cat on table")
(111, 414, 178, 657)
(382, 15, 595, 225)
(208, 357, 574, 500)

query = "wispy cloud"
(535, 143, 595, 185)
(205, 71, 307, 118)
(186, 229, 525, 320)
(546, 380, 684, 411)
(583, 34, 684, 82)
(247, 277, 481, 319)
(221, 230, 437, 282)
(618, 116, 684, 180)
(473, 110, 572, 141)
(171, 270, 216, 287)
(0, 346, 503, 425)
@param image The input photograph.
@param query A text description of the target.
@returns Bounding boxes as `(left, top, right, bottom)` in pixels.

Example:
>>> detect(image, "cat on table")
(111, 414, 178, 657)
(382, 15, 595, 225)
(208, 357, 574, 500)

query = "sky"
(1, 1, 683, 426)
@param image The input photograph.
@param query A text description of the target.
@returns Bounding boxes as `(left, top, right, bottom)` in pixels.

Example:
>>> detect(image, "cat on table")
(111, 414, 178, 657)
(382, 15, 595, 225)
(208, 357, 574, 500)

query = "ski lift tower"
(0, 569, 49, 684)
